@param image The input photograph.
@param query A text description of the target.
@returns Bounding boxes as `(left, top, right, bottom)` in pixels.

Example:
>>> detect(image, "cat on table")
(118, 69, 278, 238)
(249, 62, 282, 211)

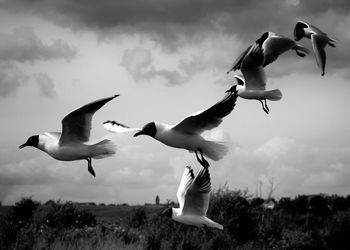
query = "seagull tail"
(214, 222, 224, 230)
(89, 139, 117, 159)
(265, 89, 282, 101)
(202, 140, 228, 161)
(295, 44, 310, 56)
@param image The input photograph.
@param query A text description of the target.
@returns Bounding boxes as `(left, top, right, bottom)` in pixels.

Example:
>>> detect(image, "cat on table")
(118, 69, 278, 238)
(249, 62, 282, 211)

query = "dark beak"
(19, 143, 27, 149)
(133, 130, 143, 137)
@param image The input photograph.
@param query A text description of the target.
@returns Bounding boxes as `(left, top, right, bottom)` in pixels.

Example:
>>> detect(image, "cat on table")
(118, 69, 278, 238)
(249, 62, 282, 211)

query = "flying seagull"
(160, 165, 223, 234)
(227, 31, 309, 74)
(294, 20, 336, 76)
(125, 89, 238, 168)
(226, 53, 282, 114)
(19, 95, 119, 177)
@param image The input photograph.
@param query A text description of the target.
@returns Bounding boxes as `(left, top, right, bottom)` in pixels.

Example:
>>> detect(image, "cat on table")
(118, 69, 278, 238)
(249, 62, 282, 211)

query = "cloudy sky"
(1, 0, 350, 205)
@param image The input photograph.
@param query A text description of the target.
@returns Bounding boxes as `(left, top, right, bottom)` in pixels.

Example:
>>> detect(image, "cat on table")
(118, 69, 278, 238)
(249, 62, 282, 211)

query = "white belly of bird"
(44, 143, 90, 161)
(174, 214, 221, 229)
(239, 90, 267, 100)
(156, 129, 202, 152)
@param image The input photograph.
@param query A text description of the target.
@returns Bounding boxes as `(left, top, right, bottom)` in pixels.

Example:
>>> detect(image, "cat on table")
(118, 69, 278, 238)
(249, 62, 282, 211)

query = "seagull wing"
(241, 54, 267, 90)
(176, 166, 195, 210)
(172, 91, 238, 135)
(262, 34, 296, 67)
(59, 95, 119, 145)
(311, 34, 328, 75)
(182, 166, 211, 216)
(227, 45, 252, 73)
(103, 120, 141, 133)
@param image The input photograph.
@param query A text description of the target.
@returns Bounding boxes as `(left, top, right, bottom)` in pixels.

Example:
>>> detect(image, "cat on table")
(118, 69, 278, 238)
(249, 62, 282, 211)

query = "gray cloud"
(121, 47, 188, 85)
(2, 0, 350, 41)
(0, 63, 29, 98)
(0, 27, 76, 63)
(0, 27, 76, 98)
(2, 0, 349, 77)
(33, 73, 56, 98)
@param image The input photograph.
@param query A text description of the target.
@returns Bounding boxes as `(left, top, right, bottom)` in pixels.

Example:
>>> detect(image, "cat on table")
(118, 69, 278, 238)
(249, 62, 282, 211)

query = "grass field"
(78, 204, 164, 223)
(0, 203, 163, 224)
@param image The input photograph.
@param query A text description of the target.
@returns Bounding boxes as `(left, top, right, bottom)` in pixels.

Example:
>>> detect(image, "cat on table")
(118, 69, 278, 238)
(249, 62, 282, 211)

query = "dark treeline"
(1, 186, 350, 249)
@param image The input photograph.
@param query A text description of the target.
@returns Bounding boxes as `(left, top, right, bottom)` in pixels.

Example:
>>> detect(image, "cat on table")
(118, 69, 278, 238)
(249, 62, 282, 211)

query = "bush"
(43, 201, 96, 230)
(128, 207, 147, 228)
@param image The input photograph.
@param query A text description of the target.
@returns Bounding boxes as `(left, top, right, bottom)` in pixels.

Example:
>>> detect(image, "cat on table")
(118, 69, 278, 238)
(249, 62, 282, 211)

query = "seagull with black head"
(19, 95, 118, 177)
(160, 165, 223, 236)
(294, 20, 336, 76)
(104, 90, 238, 168)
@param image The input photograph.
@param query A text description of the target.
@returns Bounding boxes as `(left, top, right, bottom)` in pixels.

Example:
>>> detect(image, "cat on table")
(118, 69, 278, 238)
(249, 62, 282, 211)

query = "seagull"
(226, 53, 282, 114)
(123, 90, 238, 168)
(294, 20, 336, 76)
(227, 31, 310, 74)
(19, 95, 119, 177)
(160, 165, 223, 234)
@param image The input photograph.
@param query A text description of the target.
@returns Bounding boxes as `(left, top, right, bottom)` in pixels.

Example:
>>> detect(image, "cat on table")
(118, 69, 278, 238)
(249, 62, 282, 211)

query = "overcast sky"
(1, 0, 350, 205)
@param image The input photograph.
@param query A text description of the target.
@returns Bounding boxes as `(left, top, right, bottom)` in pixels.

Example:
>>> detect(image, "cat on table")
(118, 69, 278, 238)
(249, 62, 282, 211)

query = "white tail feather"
(201, 140, 228, 161)
(89, 139, 116, 159)
(265, 89, 282, 101)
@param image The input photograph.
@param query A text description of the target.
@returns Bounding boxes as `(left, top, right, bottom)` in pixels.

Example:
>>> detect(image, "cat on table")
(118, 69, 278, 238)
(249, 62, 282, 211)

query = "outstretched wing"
(241, 54, 267, 90)
(103, 120, 140, 133)
(261, 34, 297, 67)
(311, 34, 328, 75)
(176, 166, 195, 209)
(59, 95, 119, 145)
(172, 91, 238, 135)
(182, 166, 211, 216)
(227, 45, 252, 73)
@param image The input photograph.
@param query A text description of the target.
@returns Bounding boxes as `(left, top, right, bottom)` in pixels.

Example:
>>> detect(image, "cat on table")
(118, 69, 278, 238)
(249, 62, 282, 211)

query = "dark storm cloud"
(2, 0, 350, 40)
(2, 0, 350, 74)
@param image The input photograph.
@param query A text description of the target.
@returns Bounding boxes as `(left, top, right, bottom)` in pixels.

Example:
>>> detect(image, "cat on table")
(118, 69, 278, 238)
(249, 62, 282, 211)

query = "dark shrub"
(11, 197, 40, 224)
(43, 201, 96, 230)
(326, 210, 350, 250)
(129, 207, 147, 228)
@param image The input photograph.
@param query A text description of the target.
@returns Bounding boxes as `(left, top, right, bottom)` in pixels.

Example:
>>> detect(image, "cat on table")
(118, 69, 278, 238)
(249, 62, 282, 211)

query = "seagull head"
(225, 75, 244, 93)
(134, 122, 157, 137)
(19, 135, 39, 149)
(225, 84, 238, 94)
(255, 31, 270, 46)
(294, 21, 307, 41)
(159, 207, 173, 218)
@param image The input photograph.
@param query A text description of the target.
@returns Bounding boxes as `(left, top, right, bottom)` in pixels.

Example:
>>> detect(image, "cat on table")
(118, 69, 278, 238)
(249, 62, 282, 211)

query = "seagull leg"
(86, 157, 96, 177)
(295, 49, 306, 57)
(195, 150, 209, 168)
(198, 149, 210, 168)
(203, 225, 215, 238)
(259, 100, 269, 114)
(264, 99, 270, 112)
(195, 151, 206, 168)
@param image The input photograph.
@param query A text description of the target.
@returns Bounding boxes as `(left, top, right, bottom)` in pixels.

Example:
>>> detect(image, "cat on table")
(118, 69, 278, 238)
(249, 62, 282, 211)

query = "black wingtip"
(114, 94, 120, 98)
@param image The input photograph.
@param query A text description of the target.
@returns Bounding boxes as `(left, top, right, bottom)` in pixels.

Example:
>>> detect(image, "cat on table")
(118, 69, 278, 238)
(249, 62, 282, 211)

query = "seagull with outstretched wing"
(19, 95, 119, 177)
(117, 89, 238, 168)
(227, 31, 309, 74)
(160, 165, 223, 233)
(226, 51, 282, 114)
(294, 20, 336, 76)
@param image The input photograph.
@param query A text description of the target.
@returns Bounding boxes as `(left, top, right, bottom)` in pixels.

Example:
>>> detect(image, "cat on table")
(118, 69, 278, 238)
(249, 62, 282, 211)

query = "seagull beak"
(133, 130, 143, 137)
(19, 143, 27, 149)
